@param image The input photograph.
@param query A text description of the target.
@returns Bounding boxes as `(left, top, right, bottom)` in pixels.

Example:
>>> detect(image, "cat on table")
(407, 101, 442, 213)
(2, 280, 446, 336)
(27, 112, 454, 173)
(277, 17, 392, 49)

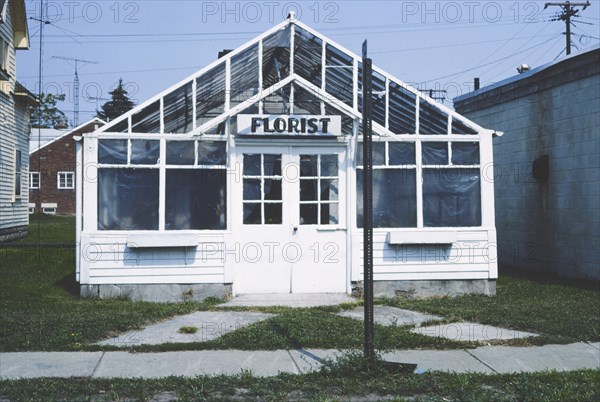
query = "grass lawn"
(1, 215, 599, 352)
(0, 368, 598, 401)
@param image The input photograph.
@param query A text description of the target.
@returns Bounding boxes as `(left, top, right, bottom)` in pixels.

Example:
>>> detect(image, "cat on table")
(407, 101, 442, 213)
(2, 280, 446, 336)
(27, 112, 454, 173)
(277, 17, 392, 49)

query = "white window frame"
(29, 172, 40, 189)
(12, 149, 22, 201)
(57, 171, 75, 189)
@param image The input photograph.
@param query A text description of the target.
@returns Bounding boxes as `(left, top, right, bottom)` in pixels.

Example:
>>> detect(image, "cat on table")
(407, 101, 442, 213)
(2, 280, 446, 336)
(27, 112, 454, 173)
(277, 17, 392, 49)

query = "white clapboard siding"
(81, 233, 227, 285)
(351, 229, 496, 281)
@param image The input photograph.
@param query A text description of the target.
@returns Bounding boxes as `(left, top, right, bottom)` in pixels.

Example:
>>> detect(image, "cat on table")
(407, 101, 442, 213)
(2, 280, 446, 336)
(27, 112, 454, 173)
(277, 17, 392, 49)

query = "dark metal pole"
(362, 40, 374, 362)
(566, 3, 572, 55)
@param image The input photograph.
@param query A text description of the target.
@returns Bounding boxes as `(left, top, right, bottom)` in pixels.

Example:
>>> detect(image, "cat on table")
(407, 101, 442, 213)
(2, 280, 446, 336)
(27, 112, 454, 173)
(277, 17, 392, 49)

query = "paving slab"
(98, 311, 274, 346)
(0, 352, 103, 379)
(218, 293, 357, 308)
(412, 322, 537, 342)
(382, 350, 494, 373)
(469, 342, 600, 373)
(93, 350, 298, 378)
(289, 349, 343, 373)
(587, 342, 600, 351)
(338, 306, 442, 327)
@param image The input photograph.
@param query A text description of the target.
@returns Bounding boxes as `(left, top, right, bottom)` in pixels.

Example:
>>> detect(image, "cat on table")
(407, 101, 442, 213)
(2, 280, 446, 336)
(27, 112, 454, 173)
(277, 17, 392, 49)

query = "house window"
(29, 172, 40, 189)
(57, 172, 74, 189)
(357, 141, 417, 228)
(14, 150, 22, 198)
(0, 39, 9, 77)
(356, 140, 481, 228)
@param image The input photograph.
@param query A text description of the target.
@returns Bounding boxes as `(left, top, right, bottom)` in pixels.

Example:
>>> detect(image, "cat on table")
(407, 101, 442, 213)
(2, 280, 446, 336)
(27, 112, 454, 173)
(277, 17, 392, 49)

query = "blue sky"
(20, 0, 600, 126)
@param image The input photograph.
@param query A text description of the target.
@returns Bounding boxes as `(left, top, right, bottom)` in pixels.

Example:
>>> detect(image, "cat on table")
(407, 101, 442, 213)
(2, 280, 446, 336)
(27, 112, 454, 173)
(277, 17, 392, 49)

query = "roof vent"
(517, 64, 531, 74)
(287, 11, 296, 20)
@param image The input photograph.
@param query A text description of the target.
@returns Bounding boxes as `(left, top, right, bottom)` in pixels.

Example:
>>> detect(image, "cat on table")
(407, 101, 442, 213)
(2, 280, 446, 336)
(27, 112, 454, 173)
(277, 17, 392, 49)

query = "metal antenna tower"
(52, 56, 98, 126)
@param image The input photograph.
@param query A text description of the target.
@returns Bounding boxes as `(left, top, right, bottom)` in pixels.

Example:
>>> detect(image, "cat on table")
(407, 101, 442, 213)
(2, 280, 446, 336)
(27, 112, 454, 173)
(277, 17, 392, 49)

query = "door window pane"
(320, 179, 338, 201)
(264, 203, 283, 224)
(242, 153, 283, 225)
(243, 179, 261, 201)
(320, 154, 338, 177)
(264, 154, 282, 176)
(300, 179, 318, 201)
(244, 203, 262, 224)
(300, 155, 318, 176)
(299, 154, 340, 225)
(321, 203, 339, 225)
(264, 179, 282, 200)
(300, 204, 318, 225)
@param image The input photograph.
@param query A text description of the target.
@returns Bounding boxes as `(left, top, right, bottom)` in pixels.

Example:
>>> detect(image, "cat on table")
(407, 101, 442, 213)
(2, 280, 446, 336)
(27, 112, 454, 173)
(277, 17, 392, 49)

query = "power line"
(544, 1, 592, 55)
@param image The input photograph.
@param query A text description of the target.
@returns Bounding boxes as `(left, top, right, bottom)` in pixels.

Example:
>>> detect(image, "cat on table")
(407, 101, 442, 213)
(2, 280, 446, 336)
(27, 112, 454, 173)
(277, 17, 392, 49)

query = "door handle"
(293, 226, 298, 233)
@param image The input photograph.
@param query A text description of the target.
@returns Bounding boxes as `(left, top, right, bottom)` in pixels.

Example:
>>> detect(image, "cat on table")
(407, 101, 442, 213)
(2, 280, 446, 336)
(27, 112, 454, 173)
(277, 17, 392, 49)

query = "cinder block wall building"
(455, 46, 600, 281)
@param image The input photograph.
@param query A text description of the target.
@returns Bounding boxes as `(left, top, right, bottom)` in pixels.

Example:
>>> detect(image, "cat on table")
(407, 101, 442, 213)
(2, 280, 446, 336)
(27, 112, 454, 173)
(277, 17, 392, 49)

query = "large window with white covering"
(97, 139, 227, 231)
(357, 139, 481, 228)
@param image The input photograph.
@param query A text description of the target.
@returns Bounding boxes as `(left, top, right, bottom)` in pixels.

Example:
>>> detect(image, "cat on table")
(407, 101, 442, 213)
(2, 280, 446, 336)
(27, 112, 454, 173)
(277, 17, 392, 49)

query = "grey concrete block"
(217, 293, 356, 308)
(98, 311, 274, 346)
(93, 350, 299, 378)
(364, 279, 496, 298)
(412, 323, 537, 342)
(382, 350, 494, 373)
(80, 283, 232, 302)
(338, 306, 442, 327)
(469, 343, 600, 373)
(0, 352, 103, 379)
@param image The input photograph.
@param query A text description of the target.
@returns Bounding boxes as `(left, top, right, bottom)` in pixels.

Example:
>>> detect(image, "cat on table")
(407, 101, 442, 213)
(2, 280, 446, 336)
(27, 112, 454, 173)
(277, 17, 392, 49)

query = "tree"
(30, 93, 69, 129)
(97, 78, 135, 122)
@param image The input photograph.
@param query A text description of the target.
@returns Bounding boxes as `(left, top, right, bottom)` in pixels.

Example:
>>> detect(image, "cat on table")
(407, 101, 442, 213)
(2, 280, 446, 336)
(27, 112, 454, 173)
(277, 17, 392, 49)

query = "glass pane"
(388, 80, 416, 134)
(325, 44, 353, 106)
(243, 179, 261, 201)
(198, 141, 226, 165)
(357, 169, 417, 228)
(300, 179, 318, 201)
(423, 168, 481, 227)
(166, 141, 195, 165)
(264, 179, 282, 200)
(300, 204, 318, 225)
(231, 43, 259, 108)
(243, 203, 262, 224)
(320, 179, 338, 201)
(196, 63, 226, 127)
(294, 26, 323, 87)
(356, 142, 385, 166)
(131, 100, 160, 133)
(422, 142, 448, 165)
(264, 203, 282, 224)
(262, 25, 291, 89)
(320, 155, 338, 178)
(294, 84, 322, 115)
(165, 169, 227, 230)
(130, 140, 159, 164)
(263, 154, 282, 176)
(300, 155, 318, 177)
(98, 168, 159, 230)
(243, 154, 261, 175)
(452, 117, 478, 135)
(389, 142, 415, 165)
(98, 139, 127, 164)
(419, 98, 448, 135)
(452, 142, 480, 165)
(163, 81, 193, 134)
(321, 203, 339, 225)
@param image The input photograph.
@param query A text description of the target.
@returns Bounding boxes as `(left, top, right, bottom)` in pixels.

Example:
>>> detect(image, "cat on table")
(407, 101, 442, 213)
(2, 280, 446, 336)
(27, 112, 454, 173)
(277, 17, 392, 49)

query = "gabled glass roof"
(97, 18, 482, 136)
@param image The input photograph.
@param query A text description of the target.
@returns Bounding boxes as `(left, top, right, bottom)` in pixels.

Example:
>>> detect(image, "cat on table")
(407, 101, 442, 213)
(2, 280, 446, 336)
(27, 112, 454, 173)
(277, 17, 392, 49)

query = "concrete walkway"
(1, 342, 598, 379)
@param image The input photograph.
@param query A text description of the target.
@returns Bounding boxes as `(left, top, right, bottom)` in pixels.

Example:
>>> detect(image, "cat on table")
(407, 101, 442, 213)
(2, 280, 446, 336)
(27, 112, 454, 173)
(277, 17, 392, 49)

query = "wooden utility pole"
(544, 1, 591, 55)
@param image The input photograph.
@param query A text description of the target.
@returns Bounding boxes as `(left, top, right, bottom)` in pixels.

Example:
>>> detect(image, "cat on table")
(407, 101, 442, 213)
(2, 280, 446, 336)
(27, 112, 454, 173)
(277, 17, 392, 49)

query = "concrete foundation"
(0, 226, 28, 243)
(354, 279, 496, 298)
(80, 283, 232, 303)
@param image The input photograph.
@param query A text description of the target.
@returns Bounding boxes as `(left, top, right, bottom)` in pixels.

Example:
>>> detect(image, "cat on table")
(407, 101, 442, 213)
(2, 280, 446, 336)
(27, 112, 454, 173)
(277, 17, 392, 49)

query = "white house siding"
(79, 233, 227, 285)
(352, 229, 497, 282)
(0, 1, 29, 239)
(455, 49, 600, 281)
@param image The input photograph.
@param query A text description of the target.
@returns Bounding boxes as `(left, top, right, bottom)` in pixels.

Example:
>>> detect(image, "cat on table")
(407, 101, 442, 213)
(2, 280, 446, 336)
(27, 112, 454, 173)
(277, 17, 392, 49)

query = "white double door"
(233, 145, 347, 294)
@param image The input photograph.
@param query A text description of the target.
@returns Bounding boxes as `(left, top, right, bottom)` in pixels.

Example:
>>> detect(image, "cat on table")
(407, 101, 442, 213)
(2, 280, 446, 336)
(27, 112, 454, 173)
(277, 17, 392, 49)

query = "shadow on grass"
(54, 273, 79, 297)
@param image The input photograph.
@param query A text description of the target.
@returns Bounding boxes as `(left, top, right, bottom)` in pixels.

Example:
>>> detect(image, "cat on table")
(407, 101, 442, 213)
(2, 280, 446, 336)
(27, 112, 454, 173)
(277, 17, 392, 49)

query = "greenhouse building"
(76, 17, 501, 301)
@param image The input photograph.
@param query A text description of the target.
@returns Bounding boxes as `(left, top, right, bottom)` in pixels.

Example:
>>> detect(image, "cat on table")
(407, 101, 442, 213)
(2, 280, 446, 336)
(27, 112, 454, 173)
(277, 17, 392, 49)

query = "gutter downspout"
(74, 135, 83, 282)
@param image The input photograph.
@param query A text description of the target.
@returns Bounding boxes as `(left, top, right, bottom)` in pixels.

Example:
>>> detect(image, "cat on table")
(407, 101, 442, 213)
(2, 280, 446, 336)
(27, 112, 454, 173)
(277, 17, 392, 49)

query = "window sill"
(127, 233, 198, 248)
(386, 230, 457, 245)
